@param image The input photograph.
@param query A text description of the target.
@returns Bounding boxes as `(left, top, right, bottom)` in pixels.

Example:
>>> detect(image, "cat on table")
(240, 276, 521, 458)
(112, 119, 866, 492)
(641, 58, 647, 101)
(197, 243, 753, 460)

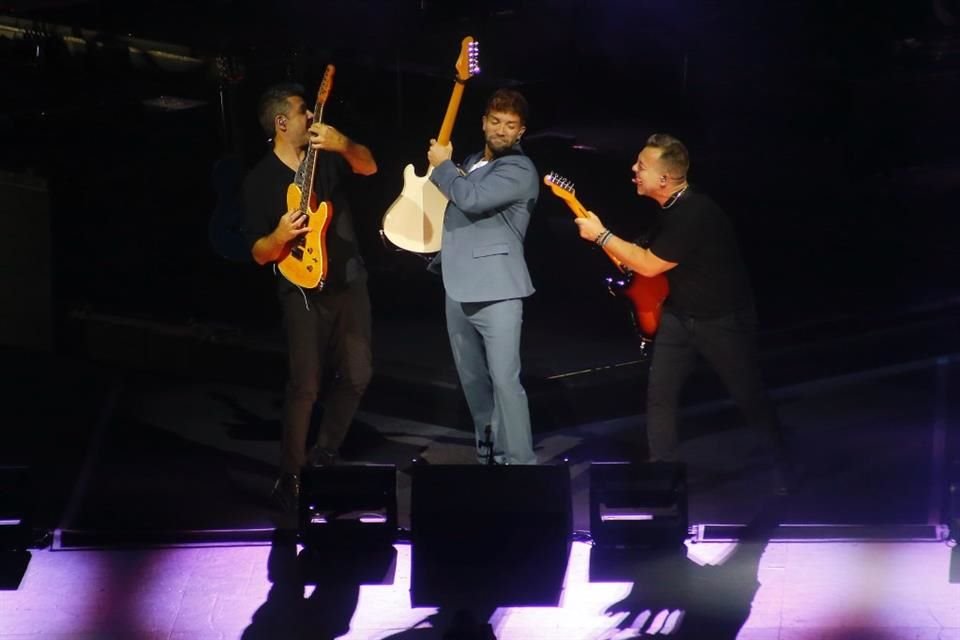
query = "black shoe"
(270, 473, 300, 512)
(307, 446, 338, 468)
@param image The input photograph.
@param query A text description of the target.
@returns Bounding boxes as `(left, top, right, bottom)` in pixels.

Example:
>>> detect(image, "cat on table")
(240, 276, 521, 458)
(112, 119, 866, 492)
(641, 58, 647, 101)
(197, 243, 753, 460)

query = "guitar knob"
(604, 276, 617, 297)
(638, 337, 654, 360)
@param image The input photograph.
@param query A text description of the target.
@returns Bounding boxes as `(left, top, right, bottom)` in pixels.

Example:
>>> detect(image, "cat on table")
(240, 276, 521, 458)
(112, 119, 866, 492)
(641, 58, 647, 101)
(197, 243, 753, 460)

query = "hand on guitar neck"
(309, 123, 349, 152)
(427, 138, 453, 168)
(543, 172, 625, 269)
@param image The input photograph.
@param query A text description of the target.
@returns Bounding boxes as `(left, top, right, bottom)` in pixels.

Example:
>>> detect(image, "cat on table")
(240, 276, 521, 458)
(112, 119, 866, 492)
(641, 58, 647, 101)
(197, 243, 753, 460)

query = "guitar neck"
(297, 98, 325, 212)
(436, 79, 467, 145)
(562, 196, 626, 271)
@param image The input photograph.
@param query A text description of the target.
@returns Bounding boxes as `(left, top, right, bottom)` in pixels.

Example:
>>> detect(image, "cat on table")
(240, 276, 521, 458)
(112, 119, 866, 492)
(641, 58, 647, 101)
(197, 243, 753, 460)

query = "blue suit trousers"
(444, 295, 537, 465)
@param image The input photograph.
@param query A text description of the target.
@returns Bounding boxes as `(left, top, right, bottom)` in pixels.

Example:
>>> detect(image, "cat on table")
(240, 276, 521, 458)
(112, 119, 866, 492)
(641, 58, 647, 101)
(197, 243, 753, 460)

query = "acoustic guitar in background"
(544, 172, 669, 358)
(277, 64, 336, 289)
(380, 36, 480, 253)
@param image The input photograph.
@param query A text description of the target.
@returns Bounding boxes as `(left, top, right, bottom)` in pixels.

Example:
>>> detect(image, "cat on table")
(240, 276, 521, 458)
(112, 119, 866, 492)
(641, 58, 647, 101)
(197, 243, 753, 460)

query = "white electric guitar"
(380, 36, 480, 253)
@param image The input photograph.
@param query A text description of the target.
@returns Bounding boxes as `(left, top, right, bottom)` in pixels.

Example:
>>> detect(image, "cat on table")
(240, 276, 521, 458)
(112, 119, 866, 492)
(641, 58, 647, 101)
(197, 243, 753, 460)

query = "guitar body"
(381, 164, 448, 253)
(608, 271, 670, 340)
(277, 183, 332, 289)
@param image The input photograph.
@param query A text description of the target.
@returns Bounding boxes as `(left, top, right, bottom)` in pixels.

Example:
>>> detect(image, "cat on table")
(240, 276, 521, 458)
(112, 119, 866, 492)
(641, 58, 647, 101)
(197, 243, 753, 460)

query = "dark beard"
(486, 138, 519, 158)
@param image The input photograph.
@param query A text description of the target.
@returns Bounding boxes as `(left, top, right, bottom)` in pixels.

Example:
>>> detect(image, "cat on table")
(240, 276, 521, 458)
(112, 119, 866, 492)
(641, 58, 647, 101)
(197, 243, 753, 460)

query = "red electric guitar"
(544, 172, 669, 357)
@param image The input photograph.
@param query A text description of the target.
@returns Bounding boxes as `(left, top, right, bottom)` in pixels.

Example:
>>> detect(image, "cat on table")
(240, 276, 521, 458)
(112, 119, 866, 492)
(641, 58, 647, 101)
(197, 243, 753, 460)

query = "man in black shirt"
(242, 83, 377, 511)
(574, 133, 792, 492)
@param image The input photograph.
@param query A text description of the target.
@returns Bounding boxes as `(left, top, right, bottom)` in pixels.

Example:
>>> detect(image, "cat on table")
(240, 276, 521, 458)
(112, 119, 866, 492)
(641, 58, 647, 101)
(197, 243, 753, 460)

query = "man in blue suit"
(426, 88, 539, 465)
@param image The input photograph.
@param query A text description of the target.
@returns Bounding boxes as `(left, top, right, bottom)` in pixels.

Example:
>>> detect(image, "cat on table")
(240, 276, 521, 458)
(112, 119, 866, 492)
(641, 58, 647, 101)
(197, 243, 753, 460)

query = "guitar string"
(288, 96, 328, 311)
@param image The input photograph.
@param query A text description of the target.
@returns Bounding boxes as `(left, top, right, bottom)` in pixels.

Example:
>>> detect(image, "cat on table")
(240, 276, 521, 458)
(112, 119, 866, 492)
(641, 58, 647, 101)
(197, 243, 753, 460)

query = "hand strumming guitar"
(251, 209, 311, 266)
(275, 209, 312, 243)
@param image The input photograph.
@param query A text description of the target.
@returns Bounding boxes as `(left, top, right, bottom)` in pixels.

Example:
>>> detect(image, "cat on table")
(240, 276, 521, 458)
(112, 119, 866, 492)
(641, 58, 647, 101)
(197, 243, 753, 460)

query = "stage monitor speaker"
(410, 463, 571, 607)
(298, 464, 398, 550)
(589, 461, 688, 548)
(0, 171, 53, 352)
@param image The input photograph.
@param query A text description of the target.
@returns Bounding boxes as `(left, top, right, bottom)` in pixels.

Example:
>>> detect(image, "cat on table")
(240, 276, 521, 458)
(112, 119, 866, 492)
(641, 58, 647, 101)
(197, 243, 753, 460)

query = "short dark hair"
(645, 133, 690, 179)
(485, 88, 529, 125)
(257, 82, 305, 137)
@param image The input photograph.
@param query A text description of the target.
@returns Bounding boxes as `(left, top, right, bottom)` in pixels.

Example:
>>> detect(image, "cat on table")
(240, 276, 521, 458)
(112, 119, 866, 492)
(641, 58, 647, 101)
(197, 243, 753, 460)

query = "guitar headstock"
(316, 64, 336, 107)
(544, 172, 577, 203)
(455, 36, 480, 83)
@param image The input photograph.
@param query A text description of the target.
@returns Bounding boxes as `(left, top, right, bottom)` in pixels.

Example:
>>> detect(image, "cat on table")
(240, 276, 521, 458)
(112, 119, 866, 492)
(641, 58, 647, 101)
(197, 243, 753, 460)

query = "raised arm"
(309, 123, 377, 176)
(430, 155, 535, 215)
(574, 211, 677, 277)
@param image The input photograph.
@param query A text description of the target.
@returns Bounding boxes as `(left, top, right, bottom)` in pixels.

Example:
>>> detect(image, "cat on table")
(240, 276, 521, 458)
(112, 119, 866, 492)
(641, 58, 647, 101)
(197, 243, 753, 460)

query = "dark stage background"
(2, 6, 960, 637)
(2, 0, 957, 349)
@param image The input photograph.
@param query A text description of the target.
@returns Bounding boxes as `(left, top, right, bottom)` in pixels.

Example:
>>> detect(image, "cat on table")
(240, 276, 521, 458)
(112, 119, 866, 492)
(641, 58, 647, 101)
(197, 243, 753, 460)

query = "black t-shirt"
(646, 187, 754, 317)
(241, 150, 366, 296)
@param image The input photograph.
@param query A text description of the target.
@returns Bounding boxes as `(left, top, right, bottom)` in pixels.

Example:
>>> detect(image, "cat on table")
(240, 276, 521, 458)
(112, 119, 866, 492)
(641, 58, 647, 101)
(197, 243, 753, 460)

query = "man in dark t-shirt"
(574, 133, 793, 494)
(241, 82, 377, 511)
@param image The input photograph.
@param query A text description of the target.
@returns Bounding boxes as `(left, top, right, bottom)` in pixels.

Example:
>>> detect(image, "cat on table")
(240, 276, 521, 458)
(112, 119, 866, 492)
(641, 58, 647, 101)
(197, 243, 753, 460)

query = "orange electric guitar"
(544, 172, 669, 357)
(380, 36, 480, 253)
(277, 64, 336, 289)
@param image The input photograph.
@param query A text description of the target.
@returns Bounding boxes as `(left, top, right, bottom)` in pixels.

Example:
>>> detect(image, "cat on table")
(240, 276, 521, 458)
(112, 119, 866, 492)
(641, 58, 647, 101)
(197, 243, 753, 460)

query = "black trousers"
(279, 281, 372, 474)
(645, 307, 787, 463)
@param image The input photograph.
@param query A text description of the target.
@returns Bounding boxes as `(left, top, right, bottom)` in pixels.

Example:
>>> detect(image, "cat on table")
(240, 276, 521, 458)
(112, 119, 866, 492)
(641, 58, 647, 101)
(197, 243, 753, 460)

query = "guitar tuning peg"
(469, 41, 480, 74)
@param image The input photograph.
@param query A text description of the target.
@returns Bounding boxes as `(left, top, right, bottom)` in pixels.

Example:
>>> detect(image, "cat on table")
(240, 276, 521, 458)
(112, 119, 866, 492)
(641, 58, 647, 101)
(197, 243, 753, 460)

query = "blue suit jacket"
(427, 147, 538, 303)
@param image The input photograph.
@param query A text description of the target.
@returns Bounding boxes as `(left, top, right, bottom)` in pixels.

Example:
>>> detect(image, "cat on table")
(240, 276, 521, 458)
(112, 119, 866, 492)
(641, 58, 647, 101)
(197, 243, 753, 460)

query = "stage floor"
(2, 539, 959, 639)
(2, 263, 959, 640)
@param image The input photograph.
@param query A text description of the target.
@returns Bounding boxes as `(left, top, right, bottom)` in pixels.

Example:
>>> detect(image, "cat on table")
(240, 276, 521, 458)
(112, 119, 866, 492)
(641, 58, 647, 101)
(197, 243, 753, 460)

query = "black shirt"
(241, 150, 366, 296)
(647, 187, 754, 317)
